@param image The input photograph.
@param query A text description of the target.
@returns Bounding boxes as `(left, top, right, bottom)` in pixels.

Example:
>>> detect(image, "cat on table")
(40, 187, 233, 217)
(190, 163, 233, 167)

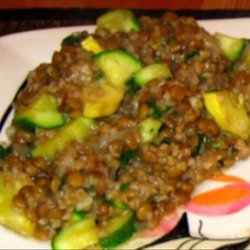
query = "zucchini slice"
(139, 118, 163, 143)
(215, 32, 246, 62)
(31, 117, 95, 160)
(234, 41, 250, 71)
(97, 9, 141, 33)
(99, 211, 136, 249)
(134, 63, 172, 86)
(14, 93, 65, 131)
(52, 218, 98, 250)
(93, 49, 141, 87)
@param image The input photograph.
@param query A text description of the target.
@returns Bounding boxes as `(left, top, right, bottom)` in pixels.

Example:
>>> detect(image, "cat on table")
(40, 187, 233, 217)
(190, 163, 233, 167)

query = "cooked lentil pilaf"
(1, 9, 250, 249)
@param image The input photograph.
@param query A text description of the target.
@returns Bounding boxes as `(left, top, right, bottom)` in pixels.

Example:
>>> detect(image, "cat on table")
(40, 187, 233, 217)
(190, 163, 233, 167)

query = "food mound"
(1, 9, 250, 249)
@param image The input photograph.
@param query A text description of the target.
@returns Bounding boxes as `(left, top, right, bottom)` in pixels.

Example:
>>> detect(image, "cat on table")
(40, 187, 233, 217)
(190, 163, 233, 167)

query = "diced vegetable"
(203, 91, 250, 139)
(139, 118, 163, 143)
(0, 172, 35, 236)
(14, 93, 65, 131)
(31, 117, 95, 160)
(215, 32, 246, 62)
(81, 36, 103, 54)
(134, 63, 172, 86)
(83, 83, 124, 118)
(235, 42, 250, 71)
(242, 46, 250, 69)
(97, 9, 141, 34)
(52, 218, 98, 250)
(99, 211, 136, 249)
(93, 49, 142, 87)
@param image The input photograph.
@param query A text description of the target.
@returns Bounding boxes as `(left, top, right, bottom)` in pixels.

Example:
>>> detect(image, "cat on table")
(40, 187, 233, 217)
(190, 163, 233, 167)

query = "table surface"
(0, 4, 250, 250)
(1, 0, 250, 37)
(1, 0, 250, 10)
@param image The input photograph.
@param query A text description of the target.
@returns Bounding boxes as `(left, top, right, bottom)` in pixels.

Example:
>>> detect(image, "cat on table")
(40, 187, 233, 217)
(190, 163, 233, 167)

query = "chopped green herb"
(154, 55, 162, 62)
(164, 21, 173, 28)
(85, 185, 96, 194)
(126, 79, 141, 96)
(146, 99, 170, 118)
(72, 209, 86, 221)
(192, 133, 207, 156)
(119, 149, 139, 169)
(101, 197, 129, 210)
(119, 182, 130, 191)
(58, 176, 66, 191)
(61, 33, 85, 47)
(185, 46, 199, 61)
(211, 140, 223, 149)
(162, 137, 172, 145)
(0, 145, 11, 159)
(94, 71, 104, 80)
(199, 75, 207, 82)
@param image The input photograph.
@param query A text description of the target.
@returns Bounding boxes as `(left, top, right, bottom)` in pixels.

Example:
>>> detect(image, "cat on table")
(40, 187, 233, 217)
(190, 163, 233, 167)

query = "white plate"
(1, 18, 250, 249)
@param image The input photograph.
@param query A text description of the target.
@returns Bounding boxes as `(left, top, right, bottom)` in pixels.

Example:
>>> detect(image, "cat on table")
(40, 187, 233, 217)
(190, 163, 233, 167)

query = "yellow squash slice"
(203, 90, 250, 139)
(83, 83, 124, 118)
